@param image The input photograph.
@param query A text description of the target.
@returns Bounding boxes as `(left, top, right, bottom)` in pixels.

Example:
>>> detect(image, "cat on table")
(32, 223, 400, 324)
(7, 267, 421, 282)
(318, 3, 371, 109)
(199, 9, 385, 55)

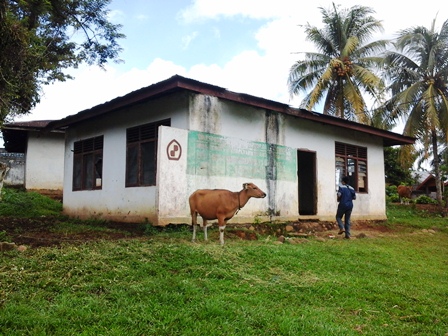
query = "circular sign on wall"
(167, 139, 182, 160)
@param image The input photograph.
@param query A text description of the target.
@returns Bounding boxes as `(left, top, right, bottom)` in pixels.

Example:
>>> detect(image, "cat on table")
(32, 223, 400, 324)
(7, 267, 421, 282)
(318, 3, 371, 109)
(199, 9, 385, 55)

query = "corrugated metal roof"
(415, 174, 448, 191)
(1, 120, 62, 153)
(2, 120, 54, 130)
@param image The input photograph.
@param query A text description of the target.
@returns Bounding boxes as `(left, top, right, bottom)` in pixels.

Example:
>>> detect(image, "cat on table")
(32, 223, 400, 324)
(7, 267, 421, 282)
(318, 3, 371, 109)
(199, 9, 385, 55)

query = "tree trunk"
(431, 130, 444, 215)
(336, 79, 344, 118)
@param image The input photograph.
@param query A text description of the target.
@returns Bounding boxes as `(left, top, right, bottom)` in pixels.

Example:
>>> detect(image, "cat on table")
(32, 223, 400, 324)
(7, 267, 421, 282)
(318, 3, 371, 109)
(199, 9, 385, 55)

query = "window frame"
(125, 119, 170, 187)
(72, 136, 104, 191)
(335, 142, 368, 193)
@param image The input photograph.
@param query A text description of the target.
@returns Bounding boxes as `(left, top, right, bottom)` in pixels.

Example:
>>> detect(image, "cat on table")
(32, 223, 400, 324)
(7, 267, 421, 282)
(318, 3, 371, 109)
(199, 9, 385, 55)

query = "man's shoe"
(338, 230, 345, 235)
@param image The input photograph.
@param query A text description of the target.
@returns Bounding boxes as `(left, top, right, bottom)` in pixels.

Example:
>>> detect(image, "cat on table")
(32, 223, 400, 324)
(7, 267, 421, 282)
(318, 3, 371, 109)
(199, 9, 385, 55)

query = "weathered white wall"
(157, 126, 190, 224)
(62, 91, 388, 224)
(188, 96, 293, 222)
(284, 116, 386, 220)
(25, 132, 65, 191)
(157, 126, 285, 225)
(184, 131, 296, 223)
(4, 162, 24, 186)
(1, 152, 25, 186)
(62, 93, 190, 222)
(187, 95, 387, 221)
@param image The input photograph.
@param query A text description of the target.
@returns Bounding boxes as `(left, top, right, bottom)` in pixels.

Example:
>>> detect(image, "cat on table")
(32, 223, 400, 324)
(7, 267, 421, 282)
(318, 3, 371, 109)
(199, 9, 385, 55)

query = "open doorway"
(297, 150, 317, 215)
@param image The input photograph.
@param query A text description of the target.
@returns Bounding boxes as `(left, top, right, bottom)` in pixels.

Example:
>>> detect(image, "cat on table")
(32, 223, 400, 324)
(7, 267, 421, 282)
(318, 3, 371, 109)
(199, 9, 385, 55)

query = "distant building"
(414, 172, 448, 198)
(1, 121, 65, 198)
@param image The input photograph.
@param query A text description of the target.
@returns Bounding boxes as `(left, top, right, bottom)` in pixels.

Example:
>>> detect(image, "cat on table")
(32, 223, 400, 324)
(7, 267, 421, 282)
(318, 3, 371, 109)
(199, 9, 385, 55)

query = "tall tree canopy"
(384, 18, 448, 208)
(288, 3, 388, 123)
(384, 147, 415, 187)
(0, 0, 124, 123)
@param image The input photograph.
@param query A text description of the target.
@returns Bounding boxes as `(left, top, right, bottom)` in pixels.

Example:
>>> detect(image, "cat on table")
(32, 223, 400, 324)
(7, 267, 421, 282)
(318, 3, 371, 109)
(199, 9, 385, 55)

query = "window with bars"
(126, 119, 170, 187)
(73, 136, 104, 191)
(335, 142, 367, 193)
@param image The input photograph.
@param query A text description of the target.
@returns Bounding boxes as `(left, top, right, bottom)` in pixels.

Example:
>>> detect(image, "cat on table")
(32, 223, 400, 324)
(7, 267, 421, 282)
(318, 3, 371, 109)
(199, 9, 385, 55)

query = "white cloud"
(22, 59, 187, 121)
(21, 5, 309, 123)
(22, 1, 448, 123)
(136, 14, 149, 21)
(182, 31, 199, 49)
(108, 9, 125, 23)
(212, 27, 220, 38)
(179, 0, 314, 22)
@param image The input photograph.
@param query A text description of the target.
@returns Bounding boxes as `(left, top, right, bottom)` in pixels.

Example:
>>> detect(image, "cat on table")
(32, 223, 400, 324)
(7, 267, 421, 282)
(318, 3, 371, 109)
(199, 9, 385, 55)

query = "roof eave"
(44, 74, 415, 147)
(45, 75, 289, 131)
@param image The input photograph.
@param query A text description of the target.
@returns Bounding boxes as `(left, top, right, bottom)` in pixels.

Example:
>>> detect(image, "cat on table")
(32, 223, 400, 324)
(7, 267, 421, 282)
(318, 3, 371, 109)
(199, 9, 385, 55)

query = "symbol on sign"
(167, 139, 182, 160)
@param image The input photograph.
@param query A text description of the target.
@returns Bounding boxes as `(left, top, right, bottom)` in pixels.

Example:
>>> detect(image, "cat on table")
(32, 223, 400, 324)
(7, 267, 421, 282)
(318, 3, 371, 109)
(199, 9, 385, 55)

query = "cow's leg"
(203, 219, 208, 241)
(191, 211, 198, 242)
(217, 217, 226, 246)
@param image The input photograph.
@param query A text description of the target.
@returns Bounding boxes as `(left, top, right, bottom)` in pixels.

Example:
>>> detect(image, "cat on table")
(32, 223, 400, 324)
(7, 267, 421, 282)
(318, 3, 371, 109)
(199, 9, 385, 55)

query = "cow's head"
(243, 182, 266, 198)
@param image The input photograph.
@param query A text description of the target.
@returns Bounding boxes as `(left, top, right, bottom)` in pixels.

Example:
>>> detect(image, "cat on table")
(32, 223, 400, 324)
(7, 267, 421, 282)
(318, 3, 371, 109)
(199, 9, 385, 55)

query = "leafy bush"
(386, 194, 400, 203)
(385, 185, 400, 204)
(385, 185, 398, 196)
(415, 195, 438, 204)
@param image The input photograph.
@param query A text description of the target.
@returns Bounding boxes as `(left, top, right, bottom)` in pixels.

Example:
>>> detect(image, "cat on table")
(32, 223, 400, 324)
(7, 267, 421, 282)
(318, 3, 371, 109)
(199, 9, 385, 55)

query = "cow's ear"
(243, 183, 248, 189)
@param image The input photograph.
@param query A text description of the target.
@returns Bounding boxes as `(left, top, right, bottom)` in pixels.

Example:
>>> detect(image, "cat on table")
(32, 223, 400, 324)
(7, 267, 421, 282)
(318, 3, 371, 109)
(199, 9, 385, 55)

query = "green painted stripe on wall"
(187, 131, 296, 181)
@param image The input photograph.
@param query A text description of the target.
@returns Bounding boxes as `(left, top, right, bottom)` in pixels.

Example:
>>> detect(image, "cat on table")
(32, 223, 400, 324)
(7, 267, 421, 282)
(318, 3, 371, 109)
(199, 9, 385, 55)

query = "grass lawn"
(0, 189, 447, 335)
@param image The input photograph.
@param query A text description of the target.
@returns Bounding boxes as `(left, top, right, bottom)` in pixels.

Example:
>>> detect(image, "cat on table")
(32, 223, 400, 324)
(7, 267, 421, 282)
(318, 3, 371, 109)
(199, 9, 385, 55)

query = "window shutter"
(358, 147, 367, 159)
(335, 142, 345, 156)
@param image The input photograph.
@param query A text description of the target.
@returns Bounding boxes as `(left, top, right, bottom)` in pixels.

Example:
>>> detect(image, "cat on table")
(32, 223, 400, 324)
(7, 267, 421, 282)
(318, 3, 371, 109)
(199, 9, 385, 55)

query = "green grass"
(387, 203, 448, 231)
(1, 236, 447, 335)
(0, 188, 447, 335)
(0, 187, 63, 217)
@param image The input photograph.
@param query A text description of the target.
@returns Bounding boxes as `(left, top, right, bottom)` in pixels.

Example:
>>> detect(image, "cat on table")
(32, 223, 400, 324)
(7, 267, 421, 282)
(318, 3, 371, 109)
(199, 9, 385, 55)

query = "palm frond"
(304, 26, 337, 56)
(423, 86, 440, 129)
(351, 64, 383, 93)
(288, 4, 387, 121)
(355, 40, 390, 58)
(306, 65, 334, 110)
(341, 36, 359, 58)
(343, 76, 368, 123)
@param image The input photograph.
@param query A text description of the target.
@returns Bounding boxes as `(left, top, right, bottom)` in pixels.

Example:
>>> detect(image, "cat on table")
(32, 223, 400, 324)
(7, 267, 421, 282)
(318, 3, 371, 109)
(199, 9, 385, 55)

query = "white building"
(1, 121, 65, 197)
(40, 75, 414, 225)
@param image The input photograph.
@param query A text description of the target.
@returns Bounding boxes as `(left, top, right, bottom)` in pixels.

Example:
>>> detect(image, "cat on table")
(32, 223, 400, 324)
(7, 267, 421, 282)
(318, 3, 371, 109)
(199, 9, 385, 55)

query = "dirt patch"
(225, 219, 395, 241)
(0, 217, 147, 248)
(414, 203, 448, 215)
(0, 205, 442, 248)
(0, 216, 393, 248)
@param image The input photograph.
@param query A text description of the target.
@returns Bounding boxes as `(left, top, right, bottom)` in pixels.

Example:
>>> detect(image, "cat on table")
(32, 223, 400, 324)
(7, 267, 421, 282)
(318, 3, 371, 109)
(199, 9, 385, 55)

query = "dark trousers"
(336, 206, 352, 238)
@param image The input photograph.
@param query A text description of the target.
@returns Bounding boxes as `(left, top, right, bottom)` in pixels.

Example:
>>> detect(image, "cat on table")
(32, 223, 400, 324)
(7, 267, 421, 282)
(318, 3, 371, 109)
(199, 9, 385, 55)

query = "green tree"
(288, 3, 388, 123)
(0, 0, 125, 123)
(384, 17, 448, 210)
(384, 147, 415, 186)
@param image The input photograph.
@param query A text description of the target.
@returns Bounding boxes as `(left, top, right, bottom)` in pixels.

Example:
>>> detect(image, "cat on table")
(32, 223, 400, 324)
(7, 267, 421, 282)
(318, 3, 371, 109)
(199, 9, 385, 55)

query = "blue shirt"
(337, 184, 356, 209)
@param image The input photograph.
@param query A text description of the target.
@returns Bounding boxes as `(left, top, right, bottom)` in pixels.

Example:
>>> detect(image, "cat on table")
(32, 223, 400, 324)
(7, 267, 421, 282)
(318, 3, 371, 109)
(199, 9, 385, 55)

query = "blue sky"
(21, 0, 448, 123)
(114, 0, 266, 69)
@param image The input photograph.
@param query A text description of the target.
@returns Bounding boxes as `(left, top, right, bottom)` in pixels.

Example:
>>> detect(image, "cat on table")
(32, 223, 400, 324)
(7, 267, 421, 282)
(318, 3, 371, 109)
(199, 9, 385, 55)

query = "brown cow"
(397, 185, 413, 204)
(189, 182, 266, 245)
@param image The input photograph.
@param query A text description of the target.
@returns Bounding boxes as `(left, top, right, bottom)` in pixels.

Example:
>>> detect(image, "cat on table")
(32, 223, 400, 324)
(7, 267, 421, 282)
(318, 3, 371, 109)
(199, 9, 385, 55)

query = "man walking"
(336, 176, 356, 239)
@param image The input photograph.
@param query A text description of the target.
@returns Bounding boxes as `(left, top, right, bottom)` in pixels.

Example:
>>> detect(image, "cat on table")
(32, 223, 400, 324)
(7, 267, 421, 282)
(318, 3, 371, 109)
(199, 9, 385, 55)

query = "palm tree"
(288, 3, 389, 123)
(384, 18, 448, 209)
